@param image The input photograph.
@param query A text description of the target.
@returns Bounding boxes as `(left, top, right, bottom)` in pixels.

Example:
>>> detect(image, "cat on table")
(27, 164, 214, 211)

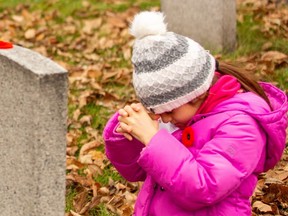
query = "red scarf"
(196, 74, 241, 114)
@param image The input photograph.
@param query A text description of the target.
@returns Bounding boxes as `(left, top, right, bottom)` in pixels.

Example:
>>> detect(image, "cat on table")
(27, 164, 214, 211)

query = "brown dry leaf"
(24, 28, 36, 39)
(66, 146, 79, 156)
(101, 71, 119, 82)
(261, 42, 273, 51)
(79, 115, 92, 125)
(73, 109, 81, 121)
(82, 19, 102, 35)
(98, 37, 114, 49)
(79, 195, 101, 214)
(121, 204, 134, 216)
(89, 150, 106, 167)
(12, 15, 24, 23)
(79, 154, 93, 164)
(70, 210, 82, 216)
(73, 189, 89, 213)
(97, 91, 120, 108)
(85, 127, 99, 139)
(122, 46, 131, 60)
(21, 8, 35, 22)
(244, 63, 257, 72)
(107, 16, 127, 28)
(66, 172, 94, 187)
(87, 164, 103, 178)
(123, 190, 137, 205)
(66, 156, 85, 170)
(90, 81, 102, 90)
(82, 20, 94, 35)
(99, 187, 110, 195)
(261, 51, 288, 63)
(79, 140, 101, 156)
(63, 25, 77, 34)
(78, 90, 94, 108)
(262, 183, 288, 207)
(253, 200, 273, 213)
(66, 131, 77, 147)
(87, 68, 102, 79)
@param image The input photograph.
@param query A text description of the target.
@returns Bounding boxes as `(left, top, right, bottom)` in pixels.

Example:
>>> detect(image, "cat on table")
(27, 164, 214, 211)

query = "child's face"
(159, 96, 205, 129)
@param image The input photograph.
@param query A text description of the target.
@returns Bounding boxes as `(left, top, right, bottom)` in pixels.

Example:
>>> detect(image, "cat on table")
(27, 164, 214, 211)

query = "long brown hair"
(217, 61, 272, 110)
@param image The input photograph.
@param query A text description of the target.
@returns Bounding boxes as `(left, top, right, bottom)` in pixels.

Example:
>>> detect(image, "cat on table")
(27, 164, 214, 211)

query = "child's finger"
(118, 109, 128, 117)
(116, 126, 123, 133)
(116, 127, 133, 141)
(123, 133, 133, 141)
(119, 122, 132, 133)
(130, 103, 141, 112)
(123, 105, 135, 116)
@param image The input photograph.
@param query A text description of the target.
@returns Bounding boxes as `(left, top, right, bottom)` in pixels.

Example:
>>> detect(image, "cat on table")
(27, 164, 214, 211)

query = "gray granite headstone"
(161, 0, 236, 52)
(0, 45, 67, 216)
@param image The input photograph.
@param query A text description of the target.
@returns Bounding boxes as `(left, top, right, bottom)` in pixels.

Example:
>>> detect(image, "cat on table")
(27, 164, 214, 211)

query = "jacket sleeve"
(103, 112, 146, 182)
(137, 113, 267, 210)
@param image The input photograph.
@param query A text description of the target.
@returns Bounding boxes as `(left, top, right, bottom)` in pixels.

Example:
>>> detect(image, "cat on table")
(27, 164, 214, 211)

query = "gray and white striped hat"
(130, 11, 216, 114)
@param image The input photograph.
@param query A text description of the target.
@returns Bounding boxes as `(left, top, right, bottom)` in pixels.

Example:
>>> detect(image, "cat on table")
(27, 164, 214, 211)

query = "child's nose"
(160, 113, 172, 123)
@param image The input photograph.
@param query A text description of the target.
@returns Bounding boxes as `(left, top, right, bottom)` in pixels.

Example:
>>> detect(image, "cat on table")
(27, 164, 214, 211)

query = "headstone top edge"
(0, 45, 67, 75)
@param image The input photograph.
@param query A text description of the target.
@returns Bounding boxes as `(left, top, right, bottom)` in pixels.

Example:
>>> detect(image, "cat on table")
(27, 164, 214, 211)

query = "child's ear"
(190, 92, 208, 104)
(199, 92, 208, 99)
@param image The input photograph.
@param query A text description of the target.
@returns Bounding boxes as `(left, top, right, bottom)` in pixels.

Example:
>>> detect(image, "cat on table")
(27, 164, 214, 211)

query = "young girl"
(103, 11, 288, 215)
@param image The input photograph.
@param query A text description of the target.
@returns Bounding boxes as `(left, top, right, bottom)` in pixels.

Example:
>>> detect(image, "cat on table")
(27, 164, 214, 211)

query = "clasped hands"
(116, 103, 160, 145)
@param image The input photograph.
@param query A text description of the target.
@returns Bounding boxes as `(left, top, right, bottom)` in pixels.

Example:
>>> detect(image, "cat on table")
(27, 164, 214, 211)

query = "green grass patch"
(263, 68, 288, 91)
(0, 0, 83, 17)
(0, 0, 160, 15)
(138, 1, 160, 10)
(65, 185, 77, 212)
(222, 14, 267, 59)
(89, 203, 116, 216)
(104, 82, 134, 100)
(81, 103, 111, 130)
(77, 166, 88, 177)
(68, 104, 78, 119)
(269, 38, 288, 54)
(94, 165, 122, 185)
(92, 2, 130, 12)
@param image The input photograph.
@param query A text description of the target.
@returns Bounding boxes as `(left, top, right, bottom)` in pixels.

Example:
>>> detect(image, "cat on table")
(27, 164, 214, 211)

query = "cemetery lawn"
(0, 0, 287, 215)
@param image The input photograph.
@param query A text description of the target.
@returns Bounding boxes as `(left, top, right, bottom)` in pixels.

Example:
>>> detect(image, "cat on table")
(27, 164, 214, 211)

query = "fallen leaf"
(261, 51, 288, 63)
(24, 28, 36, 39)
(70, 210, 82, 216)
(253, 200, 273, 213)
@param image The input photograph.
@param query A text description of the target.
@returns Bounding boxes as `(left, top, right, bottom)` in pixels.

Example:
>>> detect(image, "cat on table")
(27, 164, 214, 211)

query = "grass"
(230, 15, 266, 58)
(66, 185, 78, 212)
(264, 67, 288, 90)
(89, 203, 115, 216)
(81, 103, 111, 130)
(94, 164, 122, 185)
(0, 0, 160, 16)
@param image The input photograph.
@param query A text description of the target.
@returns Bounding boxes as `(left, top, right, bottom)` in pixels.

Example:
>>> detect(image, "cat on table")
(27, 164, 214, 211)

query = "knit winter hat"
(130, 11, 216, 114)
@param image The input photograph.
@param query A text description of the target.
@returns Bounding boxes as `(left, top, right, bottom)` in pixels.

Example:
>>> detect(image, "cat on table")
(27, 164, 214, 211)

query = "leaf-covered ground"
(0, 0, 287, 215)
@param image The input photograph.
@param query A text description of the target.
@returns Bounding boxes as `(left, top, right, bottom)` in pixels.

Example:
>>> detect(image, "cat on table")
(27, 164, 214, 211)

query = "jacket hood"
(212, 82, 287, 171)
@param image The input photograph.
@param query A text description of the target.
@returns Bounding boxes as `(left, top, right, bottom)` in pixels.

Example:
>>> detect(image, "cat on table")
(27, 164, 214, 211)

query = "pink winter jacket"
(103, 83, 287, 216)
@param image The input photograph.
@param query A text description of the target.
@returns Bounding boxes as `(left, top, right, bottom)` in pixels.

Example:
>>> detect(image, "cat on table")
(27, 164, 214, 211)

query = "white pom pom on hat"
(130, 11, 167, 39)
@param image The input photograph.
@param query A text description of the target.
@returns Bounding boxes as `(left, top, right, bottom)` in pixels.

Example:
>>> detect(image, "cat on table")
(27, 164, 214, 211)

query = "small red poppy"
(0, 41, 13, 49)
(182, 126, 194, 147)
